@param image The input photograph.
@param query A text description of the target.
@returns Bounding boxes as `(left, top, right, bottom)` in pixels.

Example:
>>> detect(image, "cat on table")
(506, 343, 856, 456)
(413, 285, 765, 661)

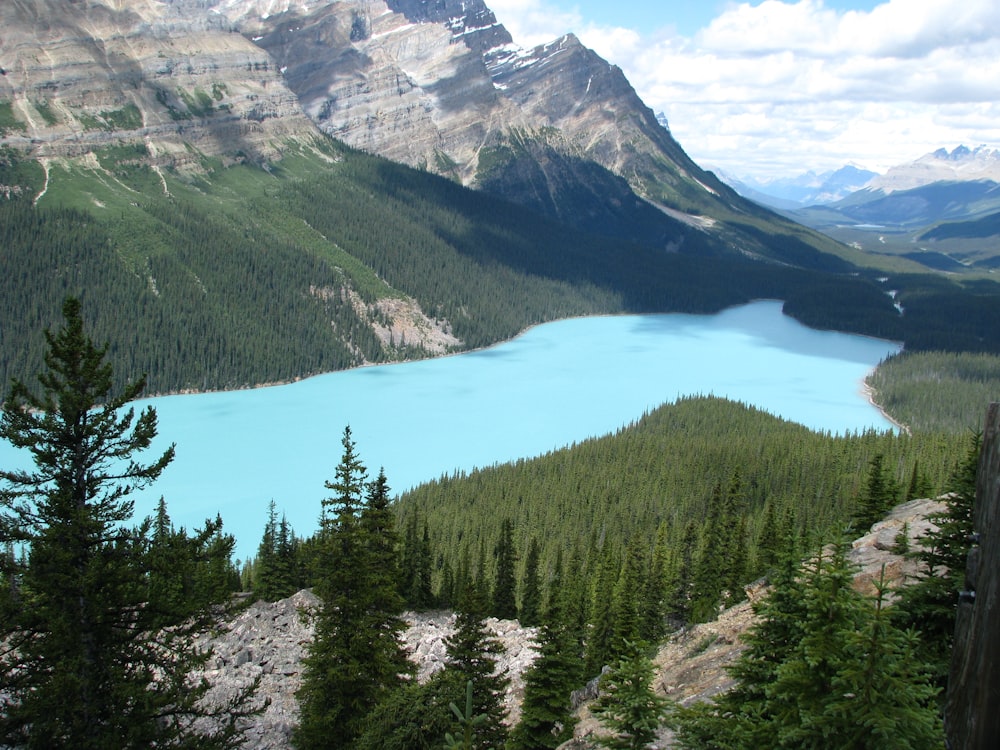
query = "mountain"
(723, 165, 879, 209)
(787, 147, 1000, 271)
(0, 0, 317, 165)
(0, 0, 862, 266)
(1, 0, 998, 395)
(868, 145, 1000, 193)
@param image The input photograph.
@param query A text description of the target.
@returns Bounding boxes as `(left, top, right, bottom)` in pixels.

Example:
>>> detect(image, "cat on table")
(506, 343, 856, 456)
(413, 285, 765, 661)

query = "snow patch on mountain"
(868, 145, 1000, 193)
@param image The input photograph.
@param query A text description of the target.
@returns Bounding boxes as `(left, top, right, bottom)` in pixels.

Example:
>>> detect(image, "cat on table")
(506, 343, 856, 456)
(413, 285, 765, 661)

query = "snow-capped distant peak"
(868, 145, 1000, 193)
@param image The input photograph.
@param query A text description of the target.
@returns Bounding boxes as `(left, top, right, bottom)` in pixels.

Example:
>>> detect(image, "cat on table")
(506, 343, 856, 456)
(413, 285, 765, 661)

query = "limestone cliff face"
(221, 0, 736, 223)
(0, 0, 740, 230)
(0, 0, 318, 165)
(224, 0, 524, 181)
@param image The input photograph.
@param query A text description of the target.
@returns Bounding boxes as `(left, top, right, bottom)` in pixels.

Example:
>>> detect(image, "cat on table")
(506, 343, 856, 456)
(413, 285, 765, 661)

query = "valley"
(0, 1, 998, 748)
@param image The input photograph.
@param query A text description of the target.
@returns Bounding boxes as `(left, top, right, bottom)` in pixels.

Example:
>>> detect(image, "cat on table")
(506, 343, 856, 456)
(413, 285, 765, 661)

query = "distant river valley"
(1, 300, 902, 560)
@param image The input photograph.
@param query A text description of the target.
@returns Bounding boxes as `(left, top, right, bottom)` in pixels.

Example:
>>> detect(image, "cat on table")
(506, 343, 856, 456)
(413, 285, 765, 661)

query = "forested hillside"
(3, 136, 1000, 395)
(389, 397, 968, 615)
(867, 350, 1000, 432)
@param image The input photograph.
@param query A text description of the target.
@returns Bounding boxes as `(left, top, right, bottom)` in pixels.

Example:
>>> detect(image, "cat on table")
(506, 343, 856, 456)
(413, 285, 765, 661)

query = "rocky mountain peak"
(385, 0, 513, 52)
(867, 144, 1000, 193)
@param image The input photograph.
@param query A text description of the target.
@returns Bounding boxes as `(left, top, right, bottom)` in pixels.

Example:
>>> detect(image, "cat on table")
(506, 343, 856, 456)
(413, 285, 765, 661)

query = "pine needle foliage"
(510, 552, 583, 750)
(670, 541, 943, 749)
(0, 297, 256, 749)
(439, 583, 509, 750)
(294, 427, 411, 750)
(592, 641, 669, 749)
(396, 397, 967, 628)
(894, 431, 980, 694)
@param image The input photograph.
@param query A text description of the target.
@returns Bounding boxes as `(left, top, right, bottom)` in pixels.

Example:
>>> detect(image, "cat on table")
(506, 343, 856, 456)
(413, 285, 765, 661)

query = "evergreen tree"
(294, 428, 410, 749)
(146, 508, 238, 624)
(354, 670, 462, 750)
(853, 453, 900, 530)
(689, 482, 730, 623)
(895, 432, 980, 693)
(492, 517, 518, 619)
(400, 511, 434, 609)
(585, 546, 621, 676)
(0, 297, 254, 749)
(254, 500, 281, 601)
(360, 466, 411, 681)
(592, 641, 669, 750)
(274, 512, 299, 595)
(146, 497, 188, 624)
(441, 581, 509, 750)
(639, 523, 671, 643)
(608, 539, 644, 654)
(510, 551, 582, 750)
(667, 520, 699, 623)
(754, 500, 783, 574)
(903, 459, 932, 502)
(671, 541, 942, 749)
(519, 536, 543, 627)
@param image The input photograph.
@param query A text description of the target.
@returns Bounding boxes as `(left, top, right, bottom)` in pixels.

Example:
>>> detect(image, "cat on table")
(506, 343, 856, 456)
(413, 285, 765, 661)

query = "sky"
(486, 0, 1000, 181)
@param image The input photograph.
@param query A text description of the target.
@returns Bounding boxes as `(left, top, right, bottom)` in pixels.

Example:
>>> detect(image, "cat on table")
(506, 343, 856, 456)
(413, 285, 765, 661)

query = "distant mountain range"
(722, 145, 1000, 209)
(719, 165, 879, 210)
(718, 147, 1000, 272)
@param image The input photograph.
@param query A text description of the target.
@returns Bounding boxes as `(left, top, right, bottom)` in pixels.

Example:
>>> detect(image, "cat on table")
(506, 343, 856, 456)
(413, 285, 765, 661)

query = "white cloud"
(487, 0, 582, 48)
(489, 0, 1000, 179)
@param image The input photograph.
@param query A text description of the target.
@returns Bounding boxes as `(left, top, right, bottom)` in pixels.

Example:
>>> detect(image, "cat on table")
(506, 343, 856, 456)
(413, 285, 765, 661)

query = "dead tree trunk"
(945, 402, 1000, 749)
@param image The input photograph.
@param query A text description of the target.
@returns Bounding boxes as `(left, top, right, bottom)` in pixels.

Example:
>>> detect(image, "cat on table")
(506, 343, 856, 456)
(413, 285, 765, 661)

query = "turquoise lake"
(1, 300, 902, 560)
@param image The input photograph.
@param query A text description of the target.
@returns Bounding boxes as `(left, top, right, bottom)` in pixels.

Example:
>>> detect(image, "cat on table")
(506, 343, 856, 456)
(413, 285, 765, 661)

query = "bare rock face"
(0, 0, 318, 165)
(847, 496, 946, 597)
(401, 611, 540, 724)
(229, 0, 522, 182)
(196, 595, 538, 749)
(561, 496, 948, 749)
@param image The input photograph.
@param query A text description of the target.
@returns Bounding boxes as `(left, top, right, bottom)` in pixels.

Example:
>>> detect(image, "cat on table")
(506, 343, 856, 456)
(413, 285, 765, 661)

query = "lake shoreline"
(861, 379, 909, 434)
(148, 298, 900, 402)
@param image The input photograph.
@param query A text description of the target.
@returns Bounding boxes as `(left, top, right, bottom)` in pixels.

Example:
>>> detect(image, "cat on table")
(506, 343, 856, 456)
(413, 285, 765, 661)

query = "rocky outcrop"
(228, 0, 523, 182)
(561, 496, 947, 749)
(191, 497, 946, 749)
(196, 592, 538, 749)
(0, 0, 318, 166)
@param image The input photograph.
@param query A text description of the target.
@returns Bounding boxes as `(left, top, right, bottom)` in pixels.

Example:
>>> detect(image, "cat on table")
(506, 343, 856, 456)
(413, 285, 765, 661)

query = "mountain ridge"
(2, 0, 999, 396)
(0, 0, 863, 268)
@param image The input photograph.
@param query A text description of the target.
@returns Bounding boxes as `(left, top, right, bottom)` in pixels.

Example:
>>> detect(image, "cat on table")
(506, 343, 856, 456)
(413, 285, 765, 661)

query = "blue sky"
(488, 1, 1000, 180)
(545, 1, 884, 37)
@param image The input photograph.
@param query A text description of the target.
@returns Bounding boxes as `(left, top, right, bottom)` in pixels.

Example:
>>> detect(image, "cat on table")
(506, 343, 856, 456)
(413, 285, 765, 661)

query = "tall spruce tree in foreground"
(441, 581, 509, 750)
(0, 297, 254, 749)
(510, 551, 583, 750)
(294, 428, 410, 749)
